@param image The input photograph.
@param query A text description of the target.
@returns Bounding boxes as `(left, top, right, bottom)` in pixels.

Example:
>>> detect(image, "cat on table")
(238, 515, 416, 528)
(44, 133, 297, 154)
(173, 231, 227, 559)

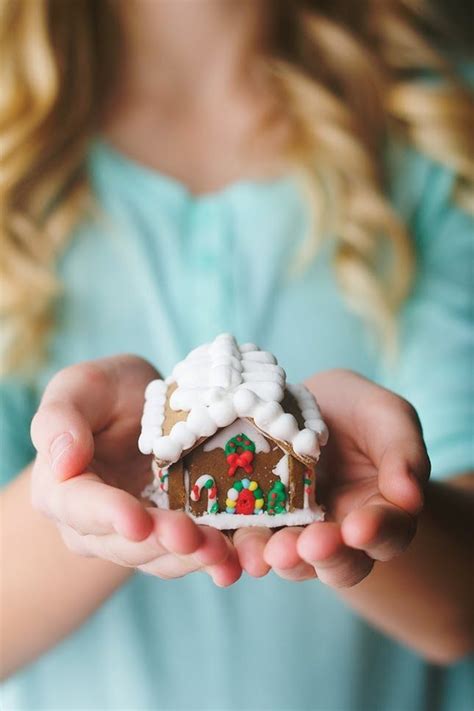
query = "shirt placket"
(186, 199, 234, 343)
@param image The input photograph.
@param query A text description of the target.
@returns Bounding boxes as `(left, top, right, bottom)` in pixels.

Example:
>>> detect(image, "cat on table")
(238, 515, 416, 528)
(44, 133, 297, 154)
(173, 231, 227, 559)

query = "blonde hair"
(1, 0, 473, 373)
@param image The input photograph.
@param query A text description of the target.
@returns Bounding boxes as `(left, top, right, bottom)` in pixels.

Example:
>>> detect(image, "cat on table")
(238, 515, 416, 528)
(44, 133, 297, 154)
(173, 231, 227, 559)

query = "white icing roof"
(139, 333, 328, 465)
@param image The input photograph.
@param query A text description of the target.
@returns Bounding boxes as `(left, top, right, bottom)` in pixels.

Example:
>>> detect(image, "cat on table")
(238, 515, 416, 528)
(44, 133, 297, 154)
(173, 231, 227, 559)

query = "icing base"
(188, 507, 324, 530)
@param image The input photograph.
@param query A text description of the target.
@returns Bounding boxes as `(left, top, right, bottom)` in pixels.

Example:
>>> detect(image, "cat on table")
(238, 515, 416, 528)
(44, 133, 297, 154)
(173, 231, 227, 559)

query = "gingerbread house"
(138, 334, 328, 529)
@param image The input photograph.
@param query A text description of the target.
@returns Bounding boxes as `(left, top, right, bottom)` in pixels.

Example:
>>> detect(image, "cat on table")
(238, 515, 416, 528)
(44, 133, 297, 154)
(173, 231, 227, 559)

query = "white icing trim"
(189, 507, 324, 530)
(138, 334, 328, 465)
(184, 467, 190, 513)
(138, 379, 168, 454)
(272, 453, 290, 487)
(287, 383, 329, 446)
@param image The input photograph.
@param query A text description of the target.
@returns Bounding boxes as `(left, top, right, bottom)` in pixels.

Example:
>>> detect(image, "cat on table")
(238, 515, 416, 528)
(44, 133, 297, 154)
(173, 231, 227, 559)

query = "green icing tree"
(267, 480, 287, 514)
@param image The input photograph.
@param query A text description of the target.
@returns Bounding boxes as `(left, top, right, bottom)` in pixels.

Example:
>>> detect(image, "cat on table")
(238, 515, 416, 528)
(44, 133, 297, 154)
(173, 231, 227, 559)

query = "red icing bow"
(226, 450, 254, 477)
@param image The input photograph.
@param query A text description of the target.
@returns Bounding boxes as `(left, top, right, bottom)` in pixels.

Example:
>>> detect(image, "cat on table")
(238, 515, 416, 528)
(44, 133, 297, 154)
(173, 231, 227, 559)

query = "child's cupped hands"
(31, 357, 430, 591)
(233, 370, 431, 587)
(30, 355, 241, 587)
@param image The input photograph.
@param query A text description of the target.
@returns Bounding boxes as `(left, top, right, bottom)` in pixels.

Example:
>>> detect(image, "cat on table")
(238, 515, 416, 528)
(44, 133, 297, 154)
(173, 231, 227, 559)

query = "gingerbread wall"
(182, 441, 305, 517)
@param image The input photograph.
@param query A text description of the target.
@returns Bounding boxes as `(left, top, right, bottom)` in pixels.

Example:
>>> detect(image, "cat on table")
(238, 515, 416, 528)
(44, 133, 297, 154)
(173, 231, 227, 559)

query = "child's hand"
(30, 356, 241, 587)
(234, 370, 430, 587)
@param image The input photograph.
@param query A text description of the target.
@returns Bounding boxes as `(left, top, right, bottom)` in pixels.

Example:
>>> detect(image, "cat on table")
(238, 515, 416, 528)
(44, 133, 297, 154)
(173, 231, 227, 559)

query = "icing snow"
(272, 453, 290, 486)
(287, 383, 329, 445)
(169, 334, 285, 410)
(138, 334, 328, 465)
(203, 418, 270, 453)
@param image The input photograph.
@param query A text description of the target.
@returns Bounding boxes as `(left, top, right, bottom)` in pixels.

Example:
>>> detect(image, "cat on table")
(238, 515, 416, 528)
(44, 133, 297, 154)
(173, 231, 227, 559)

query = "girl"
(1, 1, 473, 709)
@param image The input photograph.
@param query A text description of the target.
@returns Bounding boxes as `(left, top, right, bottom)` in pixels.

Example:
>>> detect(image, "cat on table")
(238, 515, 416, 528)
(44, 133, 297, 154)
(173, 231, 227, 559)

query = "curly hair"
(1, 0, 473, 373)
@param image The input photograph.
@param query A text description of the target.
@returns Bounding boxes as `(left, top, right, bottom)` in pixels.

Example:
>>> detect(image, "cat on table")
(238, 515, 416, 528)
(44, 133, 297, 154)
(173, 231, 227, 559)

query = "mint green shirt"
(1, 141, 473, 711)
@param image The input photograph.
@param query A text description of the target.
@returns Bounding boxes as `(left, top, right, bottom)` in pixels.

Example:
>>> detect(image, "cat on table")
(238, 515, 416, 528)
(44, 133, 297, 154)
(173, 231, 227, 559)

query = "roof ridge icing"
(139, 334, 328, 466)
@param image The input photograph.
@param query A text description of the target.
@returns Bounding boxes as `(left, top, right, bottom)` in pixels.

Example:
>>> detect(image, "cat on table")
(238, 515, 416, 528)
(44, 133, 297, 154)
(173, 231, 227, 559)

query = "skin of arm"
(0, 466, 131, 680)
(0, 464, 239, 679)
(261, 477, 474, 665)
(338, 476, 474, 665)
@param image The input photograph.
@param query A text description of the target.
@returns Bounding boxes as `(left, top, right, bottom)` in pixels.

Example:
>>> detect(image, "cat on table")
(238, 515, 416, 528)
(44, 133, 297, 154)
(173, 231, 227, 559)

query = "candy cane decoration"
(145, 463, 170, 509)
(191, 474, 219, 514)
(157, 468, 169, 493)
(303, 470, 313, 508)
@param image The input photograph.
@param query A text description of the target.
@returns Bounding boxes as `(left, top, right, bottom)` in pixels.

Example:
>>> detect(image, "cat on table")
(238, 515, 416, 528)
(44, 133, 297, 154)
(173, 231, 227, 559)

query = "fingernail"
(50, 432, 73, 473)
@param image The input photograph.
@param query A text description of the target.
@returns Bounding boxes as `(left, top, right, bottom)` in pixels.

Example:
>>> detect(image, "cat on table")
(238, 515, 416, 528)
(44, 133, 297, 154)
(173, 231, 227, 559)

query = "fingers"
(42, 469, 153, 540)
(152, 508, 204, 555)
(362, 394, 430, 515)
(32, 362, 115, 450)
(264, 503, 415, 588)
(59, 509, 202, 566)
(186, 525, 229, 567)
(341, 503, 416, 561)
(31, 356, 152, 479)
(31, 357, 156, 481)
(207, 541, 242, 587)
(61, 525, 169, 569)
(264, 528, 316, 582)
(30, 357, 157, 541)
(140, 537, 242, 587)
(273, 561, 316, 582)
(233, 527, 272, 577)
(377, 438, 430, 515)
(297, 523, 373, 588)
(306, 370, 430, 516)
(60, 513, 242, 587)
(138, 521, 242, 587)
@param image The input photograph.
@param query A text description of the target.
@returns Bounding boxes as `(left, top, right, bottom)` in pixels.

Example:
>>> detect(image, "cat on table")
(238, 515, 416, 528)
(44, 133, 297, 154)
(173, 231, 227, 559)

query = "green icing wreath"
(224, 433, 256, 457)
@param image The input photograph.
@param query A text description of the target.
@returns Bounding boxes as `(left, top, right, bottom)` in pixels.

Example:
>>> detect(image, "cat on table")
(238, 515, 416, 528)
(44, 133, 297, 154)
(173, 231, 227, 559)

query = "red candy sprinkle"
(236, 489, 255, 515)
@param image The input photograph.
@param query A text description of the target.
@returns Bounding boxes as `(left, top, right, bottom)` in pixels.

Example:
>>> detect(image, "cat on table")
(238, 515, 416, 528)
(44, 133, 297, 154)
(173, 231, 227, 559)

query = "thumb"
(31, 361, 118, 480)
(31, 400, 94, 480)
